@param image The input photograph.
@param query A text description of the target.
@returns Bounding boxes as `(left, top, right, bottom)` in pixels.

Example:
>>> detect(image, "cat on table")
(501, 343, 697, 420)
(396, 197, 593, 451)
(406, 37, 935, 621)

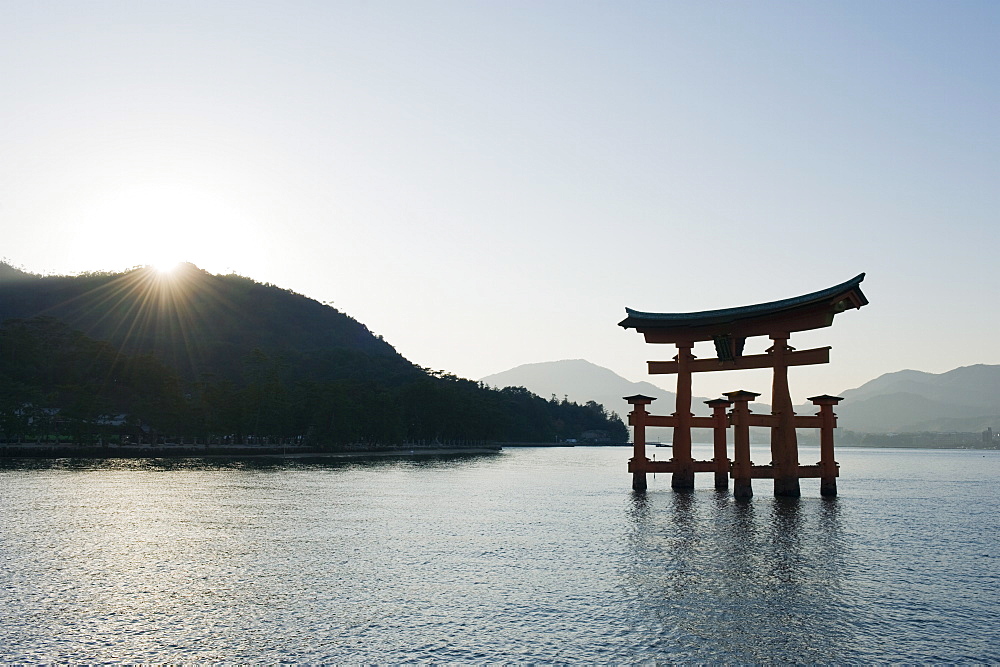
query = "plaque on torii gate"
(619, 274, 868, 497)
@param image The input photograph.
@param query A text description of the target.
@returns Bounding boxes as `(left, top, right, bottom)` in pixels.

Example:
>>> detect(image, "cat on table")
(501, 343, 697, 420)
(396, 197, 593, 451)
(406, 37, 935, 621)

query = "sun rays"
(37, 264, 243, 387)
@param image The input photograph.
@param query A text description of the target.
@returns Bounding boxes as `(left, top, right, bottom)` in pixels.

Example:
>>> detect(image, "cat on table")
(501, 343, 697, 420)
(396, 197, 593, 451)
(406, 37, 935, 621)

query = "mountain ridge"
(483, 359, 1000, 434)
(482, 359, 678, 417)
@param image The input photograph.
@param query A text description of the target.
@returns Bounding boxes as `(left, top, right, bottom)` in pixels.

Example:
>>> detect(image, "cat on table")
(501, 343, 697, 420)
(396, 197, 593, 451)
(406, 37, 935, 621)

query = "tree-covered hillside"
(0, 262, 414, 385)
(0, 263, 627, 446)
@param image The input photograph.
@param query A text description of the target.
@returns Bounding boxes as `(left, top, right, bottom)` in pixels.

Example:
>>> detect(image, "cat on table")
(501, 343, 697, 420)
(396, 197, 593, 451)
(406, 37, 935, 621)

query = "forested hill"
(0, 262, 627, 446)
(0, 262, 412, 385)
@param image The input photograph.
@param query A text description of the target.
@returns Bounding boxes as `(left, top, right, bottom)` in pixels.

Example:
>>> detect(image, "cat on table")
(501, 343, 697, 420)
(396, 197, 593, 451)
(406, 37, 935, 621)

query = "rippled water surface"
(1, 446, 998, 663)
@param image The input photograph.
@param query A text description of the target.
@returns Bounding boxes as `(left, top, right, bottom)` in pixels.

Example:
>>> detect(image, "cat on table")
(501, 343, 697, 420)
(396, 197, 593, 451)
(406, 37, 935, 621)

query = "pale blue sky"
(1, 1, 997, 403)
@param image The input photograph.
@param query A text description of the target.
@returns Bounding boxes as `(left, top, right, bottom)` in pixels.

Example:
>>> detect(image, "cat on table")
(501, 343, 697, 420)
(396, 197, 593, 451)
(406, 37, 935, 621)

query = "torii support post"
(671, 342, 696, 489)
(625, 395, 655, 491)
(769, 333, 800, 497)
(706, 398, 732, 489)
(809, 394, 843, 497)
(726, 390, 759, 499)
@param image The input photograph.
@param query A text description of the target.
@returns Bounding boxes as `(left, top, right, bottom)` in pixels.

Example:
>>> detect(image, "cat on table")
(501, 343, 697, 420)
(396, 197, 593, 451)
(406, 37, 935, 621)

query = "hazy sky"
(2, 1, 998, 405)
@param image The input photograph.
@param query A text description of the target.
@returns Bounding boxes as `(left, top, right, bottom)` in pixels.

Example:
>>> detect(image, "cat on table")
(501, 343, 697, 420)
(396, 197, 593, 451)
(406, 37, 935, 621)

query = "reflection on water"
(1, 446, 998, 662)
(621, 488, 853, 662)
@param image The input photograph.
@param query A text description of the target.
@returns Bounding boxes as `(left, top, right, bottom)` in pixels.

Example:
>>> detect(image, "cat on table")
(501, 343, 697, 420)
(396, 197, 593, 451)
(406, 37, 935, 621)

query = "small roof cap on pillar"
(808, 394, 844, 405)
(623, 394, 657, 404)
(724, 390, 761, 401)
(705, 398, 732, 407)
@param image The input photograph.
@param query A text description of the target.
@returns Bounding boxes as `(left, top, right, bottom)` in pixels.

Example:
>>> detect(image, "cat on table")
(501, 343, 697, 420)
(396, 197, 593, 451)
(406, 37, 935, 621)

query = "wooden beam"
(742, 464, 830, 479)
(632, 461, 835, 478)
(630, 415, 717, 428)
(629, 459, 720, 474)
(647, 346, 830, 375)
(646, 413, 829, 428)
(746, 414, 779, 428)
(793, 465, 831, 478)
(644, 415, 678, 428)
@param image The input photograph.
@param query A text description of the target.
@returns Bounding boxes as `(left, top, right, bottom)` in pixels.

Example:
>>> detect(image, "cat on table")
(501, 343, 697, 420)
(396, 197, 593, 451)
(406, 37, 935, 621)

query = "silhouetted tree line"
(0, 317, 627, 447)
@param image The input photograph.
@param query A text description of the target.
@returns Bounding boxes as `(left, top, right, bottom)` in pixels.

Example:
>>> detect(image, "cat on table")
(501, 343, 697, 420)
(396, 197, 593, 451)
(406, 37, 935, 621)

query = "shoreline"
(2, 442, 995, 460)
(0, 444, 504, 460)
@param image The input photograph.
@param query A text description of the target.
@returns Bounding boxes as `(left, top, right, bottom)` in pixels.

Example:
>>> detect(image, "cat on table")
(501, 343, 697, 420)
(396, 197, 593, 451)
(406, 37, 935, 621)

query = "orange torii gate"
(619, 274, 868, 498)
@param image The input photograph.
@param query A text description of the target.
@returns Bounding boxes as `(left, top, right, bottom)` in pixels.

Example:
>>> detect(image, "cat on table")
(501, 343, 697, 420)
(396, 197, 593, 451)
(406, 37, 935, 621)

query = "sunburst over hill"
(0, 262, 627, 448)
(0, 262, 410, 384)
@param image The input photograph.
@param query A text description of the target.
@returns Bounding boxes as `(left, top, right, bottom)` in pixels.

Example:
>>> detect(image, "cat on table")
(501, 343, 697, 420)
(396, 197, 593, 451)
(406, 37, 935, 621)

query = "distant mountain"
(480, 358, 780, 417)
(833, 392, 987, 433)
(479, 359, 775, 442)
(481, 359, 676, 418)
(483, 359, 1000, 436)
(834, 364, 1000, 432)
(839, 365, 1000, 411)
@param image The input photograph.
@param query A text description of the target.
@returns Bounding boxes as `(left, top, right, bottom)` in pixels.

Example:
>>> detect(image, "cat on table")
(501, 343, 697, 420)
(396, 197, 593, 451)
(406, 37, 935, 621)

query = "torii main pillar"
(769, 332, 800, 496)
(672, 342, 696, 489)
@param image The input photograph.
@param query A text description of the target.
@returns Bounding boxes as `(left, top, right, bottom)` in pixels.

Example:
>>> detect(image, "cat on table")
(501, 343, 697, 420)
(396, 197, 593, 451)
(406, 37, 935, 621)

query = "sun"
(151, 260, 183, 275)
(74, 182, 256, 275)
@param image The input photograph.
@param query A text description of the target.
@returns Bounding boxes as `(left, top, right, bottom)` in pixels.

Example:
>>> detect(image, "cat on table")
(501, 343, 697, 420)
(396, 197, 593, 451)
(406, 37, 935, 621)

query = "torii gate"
(619, 274, 868, 498)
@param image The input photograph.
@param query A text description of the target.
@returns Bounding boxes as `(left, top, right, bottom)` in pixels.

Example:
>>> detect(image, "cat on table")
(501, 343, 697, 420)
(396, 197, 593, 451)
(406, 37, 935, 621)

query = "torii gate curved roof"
(620, 273, 868, 343)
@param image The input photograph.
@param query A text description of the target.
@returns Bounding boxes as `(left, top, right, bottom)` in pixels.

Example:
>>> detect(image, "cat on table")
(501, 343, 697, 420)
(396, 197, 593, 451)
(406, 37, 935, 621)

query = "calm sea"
(1, 445, 997, 663)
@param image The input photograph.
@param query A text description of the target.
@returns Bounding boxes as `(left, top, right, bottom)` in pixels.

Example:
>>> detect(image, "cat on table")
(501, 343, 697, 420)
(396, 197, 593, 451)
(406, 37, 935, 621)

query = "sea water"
(1, 445, 997, 663)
